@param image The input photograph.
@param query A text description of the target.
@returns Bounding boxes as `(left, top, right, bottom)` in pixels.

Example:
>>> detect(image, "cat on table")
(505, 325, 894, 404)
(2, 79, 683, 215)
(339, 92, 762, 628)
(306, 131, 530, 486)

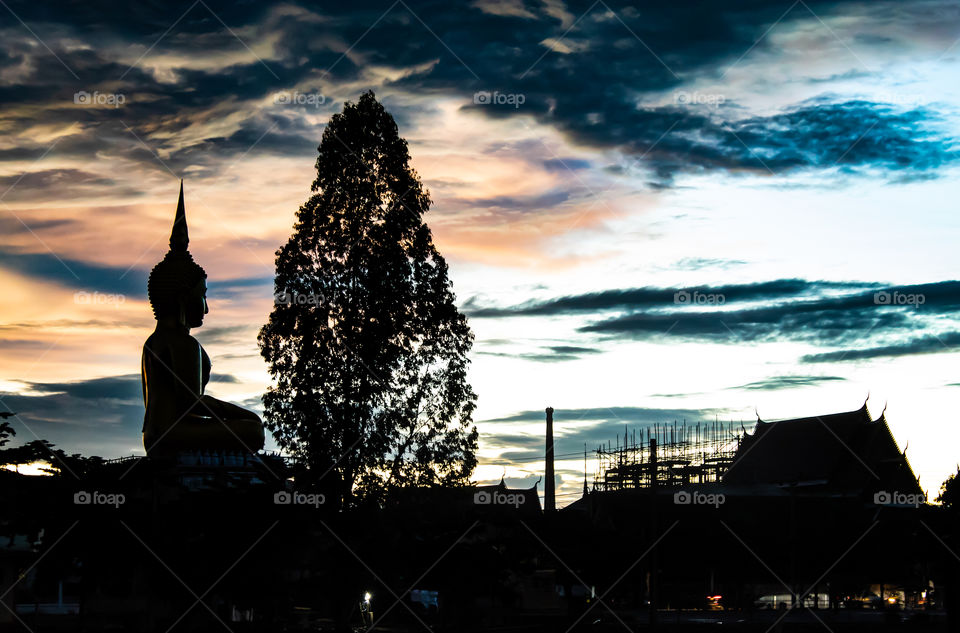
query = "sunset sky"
(1, 0, 959, 505)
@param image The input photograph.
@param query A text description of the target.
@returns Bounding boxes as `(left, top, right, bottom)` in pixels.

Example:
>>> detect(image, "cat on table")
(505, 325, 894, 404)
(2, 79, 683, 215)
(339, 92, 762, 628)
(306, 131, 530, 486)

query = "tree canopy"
(259, 91, 478, 507)
(937, 467, 960, 510)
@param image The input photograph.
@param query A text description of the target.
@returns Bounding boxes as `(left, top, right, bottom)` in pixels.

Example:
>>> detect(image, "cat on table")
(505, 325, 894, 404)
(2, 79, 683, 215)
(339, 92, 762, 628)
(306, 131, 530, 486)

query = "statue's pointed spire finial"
(170, 180, 189, 252)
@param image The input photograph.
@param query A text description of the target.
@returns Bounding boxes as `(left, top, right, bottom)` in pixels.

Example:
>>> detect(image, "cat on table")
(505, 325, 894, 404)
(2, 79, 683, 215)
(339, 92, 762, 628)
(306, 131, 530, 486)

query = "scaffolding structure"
(593, 420, 743, 491)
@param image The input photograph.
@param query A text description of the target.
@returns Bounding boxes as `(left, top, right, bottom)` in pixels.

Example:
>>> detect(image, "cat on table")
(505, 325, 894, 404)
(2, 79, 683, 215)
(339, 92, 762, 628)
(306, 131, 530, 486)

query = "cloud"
(733, 375, 847, 390)
(0, 338, 61, 351)
(0, 169, 138, 202)
(471, 0, 537, 20)
(24, 374, 143, 400)
(194, 325, 257, 346)
(208, 374, 241, 383)
(579, 281, 960, 346)
(542, 157, 591, 171)
(0, 318, 141, 332)
(464, 278, 878, 318)
(525, 345, 602, 362)
(547, 345, 600, 355)
(801, 331, 960, 363)
(207, 275, 274, 301)
(460, 189, 572, 213)
(668, 257, 748, 271)
(408, 2, 957, 186)
(534, 99, 958, 187)
(0, 246, 148, 298)
(477, 344, 603, 362)
(467, 279, 960, 358)
(0, 0, 954, 190)
(579, 300, 906, 344)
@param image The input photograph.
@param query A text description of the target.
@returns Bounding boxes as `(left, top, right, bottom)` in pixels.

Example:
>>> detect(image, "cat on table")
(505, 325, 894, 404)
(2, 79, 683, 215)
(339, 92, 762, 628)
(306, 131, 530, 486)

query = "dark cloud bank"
(467, 278, 960, 362)
(0, 0, 955, 189)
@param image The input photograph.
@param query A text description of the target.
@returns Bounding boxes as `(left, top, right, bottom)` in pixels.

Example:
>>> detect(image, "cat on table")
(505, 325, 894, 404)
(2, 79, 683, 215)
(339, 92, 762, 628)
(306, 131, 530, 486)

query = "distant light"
(887, 597, 896, 604)
(364, 592, 372, 603)
(2, 461, 54, 476)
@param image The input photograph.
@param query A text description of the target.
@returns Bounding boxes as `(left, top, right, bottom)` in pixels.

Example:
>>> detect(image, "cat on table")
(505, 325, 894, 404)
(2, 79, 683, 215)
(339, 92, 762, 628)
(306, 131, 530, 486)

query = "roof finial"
(583, 443, 589, 496)
(169, 180, 189, 252)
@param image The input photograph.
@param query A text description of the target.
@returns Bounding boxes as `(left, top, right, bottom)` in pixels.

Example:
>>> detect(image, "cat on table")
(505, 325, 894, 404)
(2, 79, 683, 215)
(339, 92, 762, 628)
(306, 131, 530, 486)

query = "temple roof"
(722, 404, 921, 495)
(474, 478, 543, 514)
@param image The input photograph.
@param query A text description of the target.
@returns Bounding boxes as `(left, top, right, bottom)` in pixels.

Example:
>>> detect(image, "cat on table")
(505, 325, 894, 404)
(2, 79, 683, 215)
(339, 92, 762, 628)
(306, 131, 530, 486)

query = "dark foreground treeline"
(1, 459, 958, 632)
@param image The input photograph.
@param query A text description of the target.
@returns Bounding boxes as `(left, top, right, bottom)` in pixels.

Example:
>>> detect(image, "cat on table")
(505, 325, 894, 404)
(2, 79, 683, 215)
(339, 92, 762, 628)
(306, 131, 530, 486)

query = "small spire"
(583, 443, 588, 496)
(170, 180, 189, 252)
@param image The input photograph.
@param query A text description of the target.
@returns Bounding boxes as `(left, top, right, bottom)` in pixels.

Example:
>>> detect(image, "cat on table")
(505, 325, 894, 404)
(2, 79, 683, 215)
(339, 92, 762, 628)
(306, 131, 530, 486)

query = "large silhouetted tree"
(259, 91, 478, 507)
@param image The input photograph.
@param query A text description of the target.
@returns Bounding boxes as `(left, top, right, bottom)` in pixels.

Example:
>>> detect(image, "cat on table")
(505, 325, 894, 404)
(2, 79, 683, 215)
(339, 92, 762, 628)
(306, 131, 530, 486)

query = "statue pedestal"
(167, 450, 270, 491)
(109, 452, 281, 494)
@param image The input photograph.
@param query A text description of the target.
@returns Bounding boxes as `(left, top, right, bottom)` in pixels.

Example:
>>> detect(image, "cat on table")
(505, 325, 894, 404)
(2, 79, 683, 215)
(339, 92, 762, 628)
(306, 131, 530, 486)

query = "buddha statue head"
(148, 181, 208, 329)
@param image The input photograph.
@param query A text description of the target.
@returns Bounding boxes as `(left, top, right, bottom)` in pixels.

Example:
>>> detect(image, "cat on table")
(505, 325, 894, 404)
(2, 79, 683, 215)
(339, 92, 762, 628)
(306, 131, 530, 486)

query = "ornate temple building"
(723, 404, 923, 497)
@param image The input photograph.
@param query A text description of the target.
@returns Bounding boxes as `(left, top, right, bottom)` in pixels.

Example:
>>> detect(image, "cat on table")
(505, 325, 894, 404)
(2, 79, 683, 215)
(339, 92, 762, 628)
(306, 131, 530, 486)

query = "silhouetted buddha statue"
(141, 182, 265, 456)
